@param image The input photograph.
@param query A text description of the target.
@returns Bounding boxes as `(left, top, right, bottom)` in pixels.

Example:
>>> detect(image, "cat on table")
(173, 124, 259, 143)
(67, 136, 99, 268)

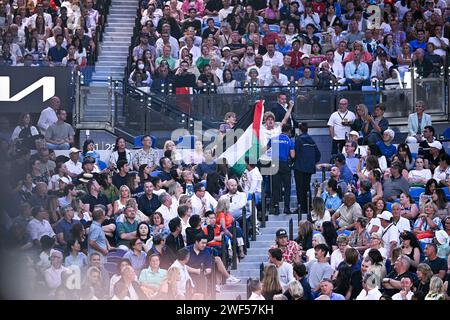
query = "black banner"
(0, 66, 74, 113)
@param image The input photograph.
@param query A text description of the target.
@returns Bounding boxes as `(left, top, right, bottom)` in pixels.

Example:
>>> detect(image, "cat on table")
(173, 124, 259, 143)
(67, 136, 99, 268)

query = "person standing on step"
(294, 122, 321, 219)
(267, 124, 295, 215)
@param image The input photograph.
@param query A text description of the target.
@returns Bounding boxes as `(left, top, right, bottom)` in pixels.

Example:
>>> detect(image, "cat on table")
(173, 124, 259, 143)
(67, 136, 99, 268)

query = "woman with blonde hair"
(415, 263, 433, 295)
(351, 104, 368, 139)
(425, 275, 445, 300)
(262, 264, 282, 300)
(215, 197, 246, 259)
(158, 266, 184, 299)
(168, 181, 184, 208)
(113, 185, 131, 215)
(296, 220, 314, 252)
(413, 201, 442, 242)
(310, 197, 331, 229)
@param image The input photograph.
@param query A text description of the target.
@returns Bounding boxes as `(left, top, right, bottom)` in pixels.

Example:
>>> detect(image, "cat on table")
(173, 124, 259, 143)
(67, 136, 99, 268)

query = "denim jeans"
(46, 142, 70, 150)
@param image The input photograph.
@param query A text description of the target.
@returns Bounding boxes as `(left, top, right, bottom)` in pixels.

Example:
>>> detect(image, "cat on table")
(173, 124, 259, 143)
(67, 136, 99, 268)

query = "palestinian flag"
(217, 100, 265, 176)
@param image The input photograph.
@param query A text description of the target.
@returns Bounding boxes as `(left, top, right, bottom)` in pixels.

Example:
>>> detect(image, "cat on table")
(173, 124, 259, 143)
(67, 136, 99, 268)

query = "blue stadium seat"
(409, 187, 425, 203)
(98, 160, 107, 170)
(386, 202, 392, 212)
(443, 187, 450, 201)
(150, 170, 161, 177)
(410, 152, 417, 161)
(104, 262, 117, 275)
(442, 127, 450, 139)
(268, 24, 280, 33)
(134, 135, 157, 149)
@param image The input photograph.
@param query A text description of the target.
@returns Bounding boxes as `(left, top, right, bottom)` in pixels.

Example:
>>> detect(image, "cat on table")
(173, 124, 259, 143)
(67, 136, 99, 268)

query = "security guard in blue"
(267, 124, 295, 214)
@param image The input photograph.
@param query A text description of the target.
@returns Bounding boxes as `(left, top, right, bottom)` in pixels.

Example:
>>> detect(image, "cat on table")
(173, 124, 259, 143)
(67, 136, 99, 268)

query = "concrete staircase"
(81, 0, 138, 123)
(91, 0, 137, 83)
(216, 170, 329, 300)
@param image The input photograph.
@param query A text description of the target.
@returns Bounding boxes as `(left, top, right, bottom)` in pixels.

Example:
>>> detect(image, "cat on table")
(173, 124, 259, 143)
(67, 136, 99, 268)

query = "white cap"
(222, 46, 231, 51)
(435, 230, 449, 245)
(378, 210, 393, 221)
(59, 177, 71, 184)
(301, 53, 310, 59)
(428, 141, 442, 150)
(69, 147, 81, 153)
(349, 131, 360, 138)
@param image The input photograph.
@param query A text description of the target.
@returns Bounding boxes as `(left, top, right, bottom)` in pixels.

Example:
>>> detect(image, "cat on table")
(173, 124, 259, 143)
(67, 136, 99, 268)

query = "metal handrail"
(251, 194, 256, 241)
(231, 221, 238, 270)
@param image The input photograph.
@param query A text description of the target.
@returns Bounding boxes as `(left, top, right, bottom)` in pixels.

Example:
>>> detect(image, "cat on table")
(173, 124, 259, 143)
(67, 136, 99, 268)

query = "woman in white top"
(362, 203, 381, 236)
(284, 21, 299, 45)
(310, 197, 331, 230)
(49, 162, 72, 190)
(168, 181, 184, 208)
(408, 157, 432, 186)
(306, 233, 329, 262)
(217, 69, 237, 94)
(182, 140, 205, 165)
(114, 185, 131, 215)
(11, 113, 40, 148)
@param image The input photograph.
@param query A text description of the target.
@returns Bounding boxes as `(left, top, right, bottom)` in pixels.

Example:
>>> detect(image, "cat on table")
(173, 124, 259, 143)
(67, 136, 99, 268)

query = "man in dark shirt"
(173, 60, 196, 88)
(424, 243, 448, 280)
(151, 65, 174, 93)
(158, 157, 174, 188)
(196, 149, 217, 180)
(81, 179, 112, 216)
(137, 181, 161, 216)
(204, 0, 223, 17)
(112, 160, 129, 189)
(201, 18, 219, 39)
(382, 255, 418, 297)
(418, 125, 436, 160)
(181, 8, 202, 35)
(48, 34, 67, 63)
(412, 48, 434, 78)
(356, 180, 372, 208)
(165, 217, 185, 260)
(186, 233, 213, 292)
(156, 5, 181, 39)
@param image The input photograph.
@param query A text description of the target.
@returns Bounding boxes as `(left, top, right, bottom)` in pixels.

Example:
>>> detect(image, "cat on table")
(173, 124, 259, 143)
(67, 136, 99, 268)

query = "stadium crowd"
(0, 0, 106, 69)
(124, 0, 449, 90)
(0, 0, 449, 301)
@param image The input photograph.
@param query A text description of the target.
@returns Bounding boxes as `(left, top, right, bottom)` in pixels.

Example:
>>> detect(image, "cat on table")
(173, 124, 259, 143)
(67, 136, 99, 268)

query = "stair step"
(230, 269, 260, 277)
(220, 283, 248, 292)
(233, 255, 268, 263)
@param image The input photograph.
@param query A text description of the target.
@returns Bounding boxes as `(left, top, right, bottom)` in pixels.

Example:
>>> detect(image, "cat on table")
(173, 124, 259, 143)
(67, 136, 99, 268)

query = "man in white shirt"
(29, 3, 53, 29)
(27, 206, 56, 247)
(219, 179, 247, 220)
(218, 0, 233, 22)
(391, 276, 414, 300)
(65, 148, 83, 177)
(44, 249, 68, 295)
(263, 43, 284, 68)
(391, 203, 411, 233)
(334, 40, 349, 65)
(263, 65, 289, 87)
(327, 98, 356, 155)
(250, 55, 271, 80)
(379, 211, 400, 258)
(319, 49, 345, 84)
(37, 96, 60, 135)
(260, 112, 282, 150)
(356, 272, 383, 300)
(169, 247, 195, 296)
(156, 192, 178, 226)
(191, 183, 218, 217)
(268, 248, 294, 291)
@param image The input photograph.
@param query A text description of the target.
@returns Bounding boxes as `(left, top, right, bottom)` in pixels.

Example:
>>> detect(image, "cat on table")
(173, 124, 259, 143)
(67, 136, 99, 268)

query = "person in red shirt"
(289, 39, 304, 70)
(270, 228, 301, 264)
(261, 23, 280, 48)
(312, 0, 326, 18)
